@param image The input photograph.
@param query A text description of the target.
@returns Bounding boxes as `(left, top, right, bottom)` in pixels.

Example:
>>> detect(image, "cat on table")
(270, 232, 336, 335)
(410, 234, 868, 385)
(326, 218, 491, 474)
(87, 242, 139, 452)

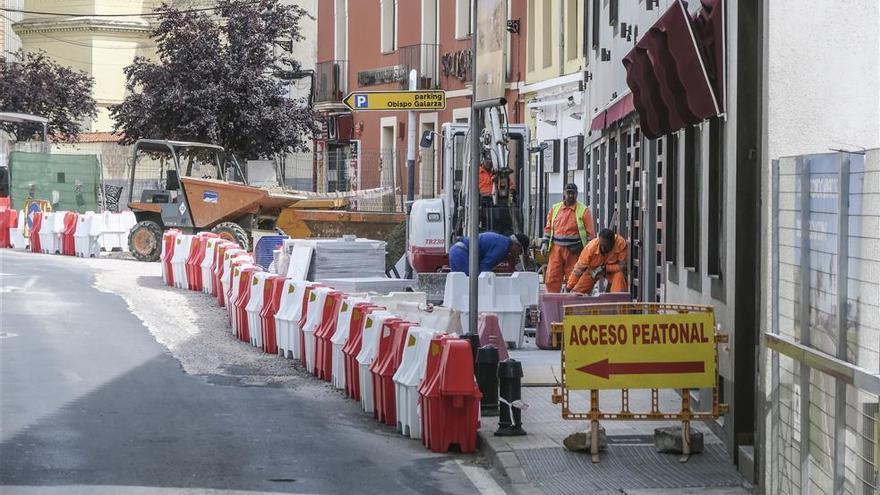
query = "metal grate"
(517, 444, 744, 494)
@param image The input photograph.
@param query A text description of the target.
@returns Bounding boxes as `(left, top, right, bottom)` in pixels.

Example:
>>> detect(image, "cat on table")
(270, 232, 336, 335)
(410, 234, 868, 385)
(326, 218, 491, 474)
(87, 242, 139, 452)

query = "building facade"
(522, 0, 761, 481)
(313, 0, 527, 203)
(12, 0, 159, 132)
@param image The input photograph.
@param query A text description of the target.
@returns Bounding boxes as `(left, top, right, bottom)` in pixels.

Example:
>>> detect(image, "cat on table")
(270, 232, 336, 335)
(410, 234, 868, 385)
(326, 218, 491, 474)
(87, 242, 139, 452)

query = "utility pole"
(405, 69, 418, 279)
(468, 0, 480, 335)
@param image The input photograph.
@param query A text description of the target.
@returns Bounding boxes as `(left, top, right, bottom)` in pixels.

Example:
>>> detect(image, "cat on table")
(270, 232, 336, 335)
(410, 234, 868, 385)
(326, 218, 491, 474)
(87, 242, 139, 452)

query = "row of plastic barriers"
(161, 230, 484, 453)
(0, 207, 137, 257)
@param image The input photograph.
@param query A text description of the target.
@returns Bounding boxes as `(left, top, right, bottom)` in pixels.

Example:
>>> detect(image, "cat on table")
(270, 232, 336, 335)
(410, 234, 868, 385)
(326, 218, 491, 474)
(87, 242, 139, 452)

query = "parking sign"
(355, 95, 368, 108)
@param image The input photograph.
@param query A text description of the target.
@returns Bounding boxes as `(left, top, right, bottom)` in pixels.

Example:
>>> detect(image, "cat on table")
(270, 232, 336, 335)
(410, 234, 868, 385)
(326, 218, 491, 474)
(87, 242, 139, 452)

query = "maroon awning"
(589, 112, 606, 132)
(623, 0, 724, 139)
(590, 93, 635, 131)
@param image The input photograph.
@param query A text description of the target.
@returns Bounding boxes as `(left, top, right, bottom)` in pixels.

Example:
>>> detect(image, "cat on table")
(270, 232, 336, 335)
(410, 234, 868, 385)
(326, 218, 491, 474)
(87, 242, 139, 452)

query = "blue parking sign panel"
(354, 95, 368, 108)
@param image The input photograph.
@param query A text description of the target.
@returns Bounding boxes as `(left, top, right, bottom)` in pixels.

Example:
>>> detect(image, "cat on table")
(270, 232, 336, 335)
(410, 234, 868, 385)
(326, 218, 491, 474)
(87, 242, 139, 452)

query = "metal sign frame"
(551, 302, 729, 463)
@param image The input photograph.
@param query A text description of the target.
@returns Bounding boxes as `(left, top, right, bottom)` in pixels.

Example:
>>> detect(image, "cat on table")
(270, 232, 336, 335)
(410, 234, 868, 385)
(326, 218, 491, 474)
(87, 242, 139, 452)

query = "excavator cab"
(442, 120, 531, 242)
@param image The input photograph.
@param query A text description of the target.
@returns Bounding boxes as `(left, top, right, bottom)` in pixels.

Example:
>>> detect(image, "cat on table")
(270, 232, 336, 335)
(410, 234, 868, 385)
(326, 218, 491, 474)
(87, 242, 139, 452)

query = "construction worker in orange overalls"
(540, 183, 595, 293)
(566, 228, 629, 294)
(479, 160, 515, 196)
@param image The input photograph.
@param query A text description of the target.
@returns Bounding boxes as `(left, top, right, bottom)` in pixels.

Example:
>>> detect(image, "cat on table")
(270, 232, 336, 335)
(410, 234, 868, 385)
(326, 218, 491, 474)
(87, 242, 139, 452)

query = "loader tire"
(128, 220, 163, 262)
(212, 222, 250, 251)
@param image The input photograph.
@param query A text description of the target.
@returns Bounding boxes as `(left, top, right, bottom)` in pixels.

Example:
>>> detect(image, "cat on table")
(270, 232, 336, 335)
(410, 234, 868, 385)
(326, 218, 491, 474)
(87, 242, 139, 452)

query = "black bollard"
(463, 333, 481, 369)
(475, 345, 499, 417)
(495, 358, 526, 436)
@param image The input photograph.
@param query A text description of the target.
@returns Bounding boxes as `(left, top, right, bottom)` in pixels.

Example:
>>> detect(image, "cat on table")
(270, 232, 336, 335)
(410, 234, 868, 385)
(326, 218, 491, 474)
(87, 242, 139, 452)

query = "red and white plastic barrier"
(153, 235, 485, 456)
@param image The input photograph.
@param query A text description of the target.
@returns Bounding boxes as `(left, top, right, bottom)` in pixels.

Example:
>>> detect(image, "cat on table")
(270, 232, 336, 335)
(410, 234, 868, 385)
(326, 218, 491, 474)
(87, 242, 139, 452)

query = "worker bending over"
(448, 232, 530, 275)
(566, 228, 628, 294)
(541, 183, 595, 293)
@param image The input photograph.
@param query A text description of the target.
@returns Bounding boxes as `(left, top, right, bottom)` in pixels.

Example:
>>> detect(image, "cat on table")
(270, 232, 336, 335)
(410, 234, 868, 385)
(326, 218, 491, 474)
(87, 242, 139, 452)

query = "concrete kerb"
(476, 423, 544, 495)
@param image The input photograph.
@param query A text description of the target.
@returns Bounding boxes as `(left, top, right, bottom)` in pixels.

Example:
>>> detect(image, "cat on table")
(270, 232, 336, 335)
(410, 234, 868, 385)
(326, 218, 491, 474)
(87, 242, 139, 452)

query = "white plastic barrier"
(368, 292, 427, 312)
(393, 326, 439, 439)
(356, 310, 397, 414)
(171, 235, 194, 289)
(100, 211, 137, 252)
(394, 302, 463, 334)
(40, 211, 64, 254)
(274, 280, 310, 359)
(330, 295, 369, 390)
(219, 249, 248, 298)
(301, 286, 333, 374)
(245, 272, 275, 348)
(443, 271, 540, 348)
(200, 238, 220, 295)
(74, 211, 102, 257)
(10, 210, 27, 250)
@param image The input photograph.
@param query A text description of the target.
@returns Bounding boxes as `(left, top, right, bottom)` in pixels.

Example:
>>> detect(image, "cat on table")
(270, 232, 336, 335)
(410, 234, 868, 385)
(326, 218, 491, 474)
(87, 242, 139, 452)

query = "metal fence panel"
(767, 149, 880, 495)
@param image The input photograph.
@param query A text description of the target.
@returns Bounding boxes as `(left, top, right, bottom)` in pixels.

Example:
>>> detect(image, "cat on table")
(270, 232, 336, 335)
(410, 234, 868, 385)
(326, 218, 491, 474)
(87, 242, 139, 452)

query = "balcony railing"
(315, 60, 348, 104)
(399, 44, 440, 90)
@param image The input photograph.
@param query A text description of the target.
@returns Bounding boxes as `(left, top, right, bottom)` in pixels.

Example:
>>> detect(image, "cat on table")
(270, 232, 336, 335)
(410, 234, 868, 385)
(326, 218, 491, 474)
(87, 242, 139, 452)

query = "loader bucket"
(276, 208, 405, 240)
(181, 177, 300, 228)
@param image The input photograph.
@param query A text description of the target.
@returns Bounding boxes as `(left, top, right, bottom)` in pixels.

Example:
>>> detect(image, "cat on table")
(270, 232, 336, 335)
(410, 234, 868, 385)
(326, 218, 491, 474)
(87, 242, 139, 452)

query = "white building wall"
(761, 1, 880, 492)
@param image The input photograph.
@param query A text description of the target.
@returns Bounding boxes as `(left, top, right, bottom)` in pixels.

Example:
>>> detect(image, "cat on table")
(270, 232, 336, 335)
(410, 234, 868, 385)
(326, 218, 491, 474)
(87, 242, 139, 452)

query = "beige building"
(12, 1, 159, 131)
(522, 0, 587, 210)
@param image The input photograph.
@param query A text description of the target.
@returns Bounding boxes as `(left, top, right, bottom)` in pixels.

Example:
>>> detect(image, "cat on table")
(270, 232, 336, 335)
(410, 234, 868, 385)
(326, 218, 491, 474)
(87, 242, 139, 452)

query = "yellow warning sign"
(563, 312, 716, 390)
(343, 91, 446, 111)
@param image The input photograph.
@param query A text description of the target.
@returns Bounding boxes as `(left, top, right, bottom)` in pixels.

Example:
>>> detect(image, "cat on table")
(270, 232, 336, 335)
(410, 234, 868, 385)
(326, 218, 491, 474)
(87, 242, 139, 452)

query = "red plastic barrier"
(29, 211, 44, 253)
(0, 207, 15, 248)
(422, 339, 482, 453)
(185, 233, 217, 292)
(419, 334, 453, 449)
(342, 303, 382, 401)
(185, 236, 203, 290)
(372, 320, 413, 426)
(161, 230, 181, 287)
(233, 267, 259, 342)
(314, 291, 345, 380)
(259, 276, 287, 354)
(61, 212, 78, 256)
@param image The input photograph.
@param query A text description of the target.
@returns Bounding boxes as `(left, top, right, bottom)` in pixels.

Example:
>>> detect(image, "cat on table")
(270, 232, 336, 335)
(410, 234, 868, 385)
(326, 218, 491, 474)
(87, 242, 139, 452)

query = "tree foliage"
(0, 50, 97, 142)
(110, 0, 317, 160)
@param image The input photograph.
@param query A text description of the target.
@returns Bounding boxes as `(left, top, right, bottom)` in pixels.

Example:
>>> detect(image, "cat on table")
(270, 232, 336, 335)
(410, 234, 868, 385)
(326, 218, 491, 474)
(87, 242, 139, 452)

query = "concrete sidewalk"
(477, 337, 752, 495)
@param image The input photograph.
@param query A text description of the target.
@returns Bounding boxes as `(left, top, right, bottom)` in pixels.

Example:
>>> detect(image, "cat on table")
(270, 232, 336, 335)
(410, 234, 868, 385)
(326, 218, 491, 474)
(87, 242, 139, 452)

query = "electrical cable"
(0, 0, 262, 18)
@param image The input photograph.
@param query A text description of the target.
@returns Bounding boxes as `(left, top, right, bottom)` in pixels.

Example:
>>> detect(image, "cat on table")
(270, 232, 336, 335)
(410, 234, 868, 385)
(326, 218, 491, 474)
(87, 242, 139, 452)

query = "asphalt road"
(0, 251, 503, 495)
